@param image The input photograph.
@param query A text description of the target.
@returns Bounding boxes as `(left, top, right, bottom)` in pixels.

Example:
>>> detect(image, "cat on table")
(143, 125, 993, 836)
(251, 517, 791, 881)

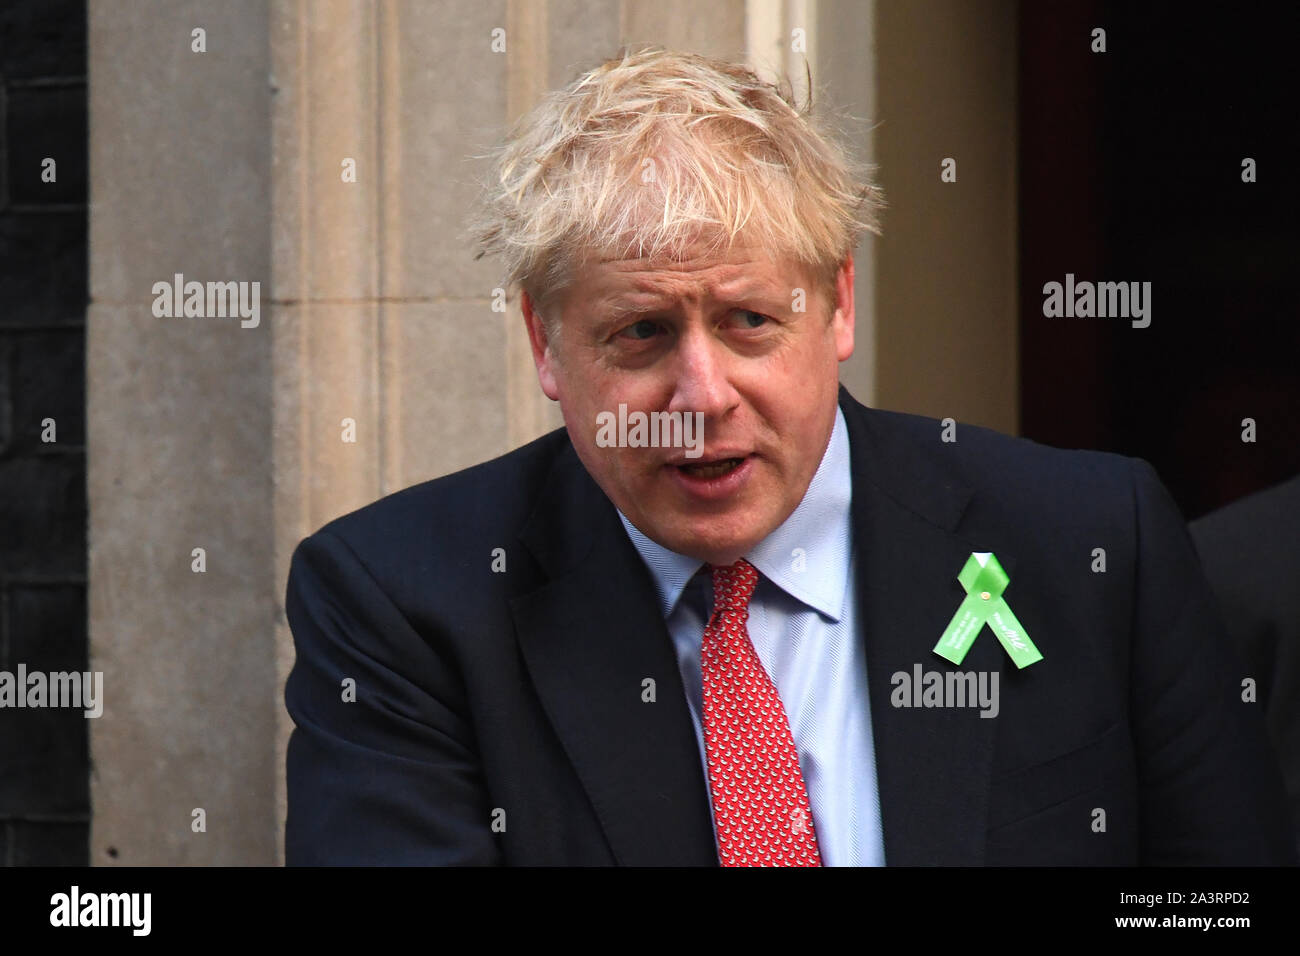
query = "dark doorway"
(1019, 1, 1300, 519)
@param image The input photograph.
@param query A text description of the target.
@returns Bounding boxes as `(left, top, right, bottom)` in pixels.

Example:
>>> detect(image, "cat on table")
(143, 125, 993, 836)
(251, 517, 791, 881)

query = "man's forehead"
(581, 248, 802, 300)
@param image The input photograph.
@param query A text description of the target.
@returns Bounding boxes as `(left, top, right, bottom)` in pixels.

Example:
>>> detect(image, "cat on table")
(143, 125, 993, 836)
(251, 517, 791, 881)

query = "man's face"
(522, 245, 855, 565)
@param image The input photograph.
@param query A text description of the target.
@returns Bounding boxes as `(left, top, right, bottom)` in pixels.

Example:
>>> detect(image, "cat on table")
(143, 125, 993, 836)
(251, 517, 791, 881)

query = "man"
(283, 48, 1293, 865)
(1190, 475, 1300, 859)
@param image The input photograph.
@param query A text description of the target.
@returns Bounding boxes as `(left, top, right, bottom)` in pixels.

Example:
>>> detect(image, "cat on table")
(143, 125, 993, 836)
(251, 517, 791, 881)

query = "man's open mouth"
(677, 457, 746, 479)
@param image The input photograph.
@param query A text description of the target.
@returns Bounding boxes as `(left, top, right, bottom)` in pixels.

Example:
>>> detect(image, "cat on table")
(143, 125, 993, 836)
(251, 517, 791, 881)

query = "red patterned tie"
(702, 559, 823, 866)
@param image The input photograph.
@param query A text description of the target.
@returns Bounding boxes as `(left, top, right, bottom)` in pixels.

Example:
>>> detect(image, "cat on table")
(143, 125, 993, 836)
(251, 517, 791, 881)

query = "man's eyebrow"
(596, 299, 662, 321)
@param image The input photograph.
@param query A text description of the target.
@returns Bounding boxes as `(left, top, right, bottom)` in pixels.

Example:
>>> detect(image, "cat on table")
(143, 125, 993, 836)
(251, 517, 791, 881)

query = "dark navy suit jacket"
(283, 387, 1294, 865)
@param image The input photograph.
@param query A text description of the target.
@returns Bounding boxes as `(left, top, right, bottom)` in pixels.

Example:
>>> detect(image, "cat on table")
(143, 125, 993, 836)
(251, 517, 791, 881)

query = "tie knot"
(709, 559, 758, 616)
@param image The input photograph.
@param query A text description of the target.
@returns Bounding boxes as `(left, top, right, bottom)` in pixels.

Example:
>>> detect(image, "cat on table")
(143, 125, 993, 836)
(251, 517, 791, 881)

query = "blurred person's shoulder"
(1189, 473, 1300, 638)
(1191, 473, 1300, 549)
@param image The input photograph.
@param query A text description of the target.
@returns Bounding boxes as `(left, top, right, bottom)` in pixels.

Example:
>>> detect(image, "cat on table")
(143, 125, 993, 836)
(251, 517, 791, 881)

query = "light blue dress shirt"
(617, 407, 886, 866)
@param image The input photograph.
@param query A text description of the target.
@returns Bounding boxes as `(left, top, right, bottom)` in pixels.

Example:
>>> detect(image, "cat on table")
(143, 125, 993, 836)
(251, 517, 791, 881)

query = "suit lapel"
(840, 388, 1012, 865)
(511, 443, 717, 865)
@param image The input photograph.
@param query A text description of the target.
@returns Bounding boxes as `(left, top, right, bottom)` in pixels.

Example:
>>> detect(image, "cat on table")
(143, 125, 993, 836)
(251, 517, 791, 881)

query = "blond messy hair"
(469, 47, 884, 320)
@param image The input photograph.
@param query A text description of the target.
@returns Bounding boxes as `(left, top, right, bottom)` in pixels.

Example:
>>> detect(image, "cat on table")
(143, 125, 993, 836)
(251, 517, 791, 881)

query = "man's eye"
(619, 319, 660, 340)
(733, 310, 770, 328)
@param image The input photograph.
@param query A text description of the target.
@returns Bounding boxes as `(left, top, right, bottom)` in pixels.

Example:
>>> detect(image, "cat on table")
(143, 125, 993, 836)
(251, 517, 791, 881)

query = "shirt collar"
(617, 406, 854, 622)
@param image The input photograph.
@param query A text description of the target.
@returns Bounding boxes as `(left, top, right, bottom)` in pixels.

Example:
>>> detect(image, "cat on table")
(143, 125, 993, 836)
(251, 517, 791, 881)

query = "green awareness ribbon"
(933, 552, 1042, 669)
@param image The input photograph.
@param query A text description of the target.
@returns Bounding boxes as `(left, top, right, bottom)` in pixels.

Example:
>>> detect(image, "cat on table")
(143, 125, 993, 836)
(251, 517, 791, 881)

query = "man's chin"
(641, 521, 763, 566)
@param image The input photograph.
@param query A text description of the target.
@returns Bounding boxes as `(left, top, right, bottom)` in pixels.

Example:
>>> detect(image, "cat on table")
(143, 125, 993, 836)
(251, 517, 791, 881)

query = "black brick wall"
(0, 0, 89, 866)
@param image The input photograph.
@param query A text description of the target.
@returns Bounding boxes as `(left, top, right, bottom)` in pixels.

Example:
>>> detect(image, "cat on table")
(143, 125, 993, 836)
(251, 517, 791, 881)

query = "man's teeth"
(680, 458, 742, 478)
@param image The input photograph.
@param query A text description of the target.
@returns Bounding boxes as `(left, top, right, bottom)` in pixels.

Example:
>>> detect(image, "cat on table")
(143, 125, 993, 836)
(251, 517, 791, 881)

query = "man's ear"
(831, 254, 856, 362)
(520, 289, 561, 400)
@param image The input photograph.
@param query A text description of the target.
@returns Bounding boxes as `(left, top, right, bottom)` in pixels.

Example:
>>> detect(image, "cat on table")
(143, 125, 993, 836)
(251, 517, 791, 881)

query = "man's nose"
(666, 326, 739, 419)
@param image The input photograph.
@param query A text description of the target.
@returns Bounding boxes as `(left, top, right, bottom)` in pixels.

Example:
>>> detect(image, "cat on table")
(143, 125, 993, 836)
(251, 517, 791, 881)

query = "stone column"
(88, 0, 277, 865)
